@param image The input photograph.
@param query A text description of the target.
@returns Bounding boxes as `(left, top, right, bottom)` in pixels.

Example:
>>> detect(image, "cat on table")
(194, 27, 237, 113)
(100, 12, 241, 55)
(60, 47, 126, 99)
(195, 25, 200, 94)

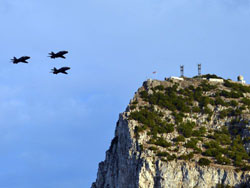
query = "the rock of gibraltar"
(92, 74, 250, 188)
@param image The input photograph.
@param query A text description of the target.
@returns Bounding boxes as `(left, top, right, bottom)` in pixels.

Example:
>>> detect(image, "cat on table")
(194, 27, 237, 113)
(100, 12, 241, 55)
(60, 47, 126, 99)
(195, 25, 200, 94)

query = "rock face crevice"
(92, 78, 250, 188)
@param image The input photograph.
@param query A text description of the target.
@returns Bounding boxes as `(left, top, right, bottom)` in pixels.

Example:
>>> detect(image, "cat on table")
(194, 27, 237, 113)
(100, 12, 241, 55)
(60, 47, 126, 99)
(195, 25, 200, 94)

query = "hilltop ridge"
(92, 75, 250, 188)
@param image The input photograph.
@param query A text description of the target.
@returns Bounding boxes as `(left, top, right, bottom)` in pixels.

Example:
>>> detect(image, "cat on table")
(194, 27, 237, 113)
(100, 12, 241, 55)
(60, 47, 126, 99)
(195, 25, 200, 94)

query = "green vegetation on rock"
(129, 77, 249, 169)
(198, 158, 211, 166)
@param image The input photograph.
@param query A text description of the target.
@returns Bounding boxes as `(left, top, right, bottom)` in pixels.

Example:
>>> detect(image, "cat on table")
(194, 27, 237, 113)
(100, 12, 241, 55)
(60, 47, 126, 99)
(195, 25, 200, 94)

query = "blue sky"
(0, 0, 249, 187)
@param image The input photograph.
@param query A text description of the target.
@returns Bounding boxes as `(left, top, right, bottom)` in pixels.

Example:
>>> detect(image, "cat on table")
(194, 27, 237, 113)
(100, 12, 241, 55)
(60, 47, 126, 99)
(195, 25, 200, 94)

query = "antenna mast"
(198, 64, 201, 77)
(180, 65, 184, 77)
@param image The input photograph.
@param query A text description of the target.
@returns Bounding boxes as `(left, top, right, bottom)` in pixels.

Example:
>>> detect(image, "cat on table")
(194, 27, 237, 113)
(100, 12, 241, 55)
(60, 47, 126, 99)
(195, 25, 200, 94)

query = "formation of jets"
(11, 50, 71, 75)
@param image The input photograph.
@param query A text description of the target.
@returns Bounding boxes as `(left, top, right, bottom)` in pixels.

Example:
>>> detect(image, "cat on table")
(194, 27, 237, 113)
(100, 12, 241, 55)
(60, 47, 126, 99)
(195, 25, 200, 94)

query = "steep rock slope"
(92, 77, 250, 188)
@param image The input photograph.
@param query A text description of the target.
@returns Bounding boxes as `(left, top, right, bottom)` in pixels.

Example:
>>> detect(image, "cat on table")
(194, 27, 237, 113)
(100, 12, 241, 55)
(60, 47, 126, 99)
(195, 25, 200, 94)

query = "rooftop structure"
(208, 78, 224, 83)
(169, 76, 184, 81)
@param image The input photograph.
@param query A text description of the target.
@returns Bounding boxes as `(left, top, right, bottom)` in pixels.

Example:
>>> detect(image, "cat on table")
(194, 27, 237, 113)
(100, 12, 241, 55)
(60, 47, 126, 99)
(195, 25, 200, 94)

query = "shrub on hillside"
(215, 154, 231, 165)
(192, 127, 206, 137)
(174, 135, 185, 142)
(198, 158, 211, 166)
(153, 137, 172, 148)
(224, 80, 250, 93)
(156, 151, 169, 157)
(179, 153, 194, 161)
(241, 98, 250, 106)
(177, 121, 196, 138)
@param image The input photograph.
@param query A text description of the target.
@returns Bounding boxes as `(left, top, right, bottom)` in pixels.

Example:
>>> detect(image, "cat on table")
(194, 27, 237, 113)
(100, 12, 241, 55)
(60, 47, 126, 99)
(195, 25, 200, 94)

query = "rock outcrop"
(92, 77, 250, 188)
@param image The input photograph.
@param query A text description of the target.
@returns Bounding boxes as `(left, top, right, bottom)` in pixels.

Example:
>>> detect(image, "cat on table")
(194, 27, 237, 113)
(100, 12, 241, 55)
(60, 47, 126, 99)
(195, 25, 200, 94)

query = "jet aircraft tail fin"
(11, 56, 17, 63)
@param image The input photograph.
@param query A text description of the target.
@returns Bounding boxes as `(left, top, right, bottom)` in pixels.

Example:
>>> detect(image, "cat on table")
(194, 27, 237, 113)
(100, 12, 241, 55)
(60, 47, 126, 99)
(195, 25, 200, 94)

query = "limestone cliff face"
(92, 113, 141, 188)
(92, 78, 250, 188)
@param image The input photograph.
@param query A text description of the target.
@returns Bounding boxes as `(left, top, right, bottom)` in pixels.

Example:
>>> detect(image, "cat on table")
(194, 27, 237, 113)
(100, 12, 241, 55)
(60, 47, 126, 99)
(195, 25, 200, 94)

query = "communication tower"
(198, 64, 201, 77)
(180, 65, 184, 77)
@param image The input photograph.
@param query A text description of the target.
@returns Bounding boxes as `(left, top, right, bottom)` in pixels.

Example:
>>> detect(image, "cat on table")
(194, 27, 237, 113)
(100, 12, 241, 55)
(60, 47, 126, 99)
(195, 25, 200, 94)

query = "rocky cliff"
(92, 76, 250, 188)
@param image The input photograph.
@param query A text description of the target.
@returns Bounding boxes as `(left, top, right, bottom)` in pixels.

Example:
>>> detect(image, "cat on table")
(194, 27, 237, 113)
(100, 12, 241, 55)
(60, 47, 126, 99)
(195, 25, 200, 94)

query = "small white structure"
(208, 78, 224, 83)
(237, 75, 246, 84)
(169, 76, 184, 81)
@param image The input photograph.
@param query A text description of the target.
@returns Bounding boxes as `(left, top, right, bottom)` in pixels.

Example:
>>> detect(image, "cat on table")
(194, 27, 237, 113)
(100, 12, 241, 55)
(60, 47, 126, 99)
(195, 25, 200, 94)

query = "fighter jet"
(11, 56, 30, 64)
(51, 67, 70, 74)
(48, 51, 68, 59)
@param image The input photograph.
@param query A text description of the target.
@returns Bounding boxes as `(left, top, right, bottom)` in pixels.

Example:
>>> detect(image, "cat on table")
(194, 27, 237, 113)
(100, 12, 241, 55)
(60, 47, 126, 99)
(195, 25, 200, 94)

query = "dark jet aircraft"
(51, 67, 70, 74)
(48, 51, 68, 59)
(11, 56, 30, 64)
